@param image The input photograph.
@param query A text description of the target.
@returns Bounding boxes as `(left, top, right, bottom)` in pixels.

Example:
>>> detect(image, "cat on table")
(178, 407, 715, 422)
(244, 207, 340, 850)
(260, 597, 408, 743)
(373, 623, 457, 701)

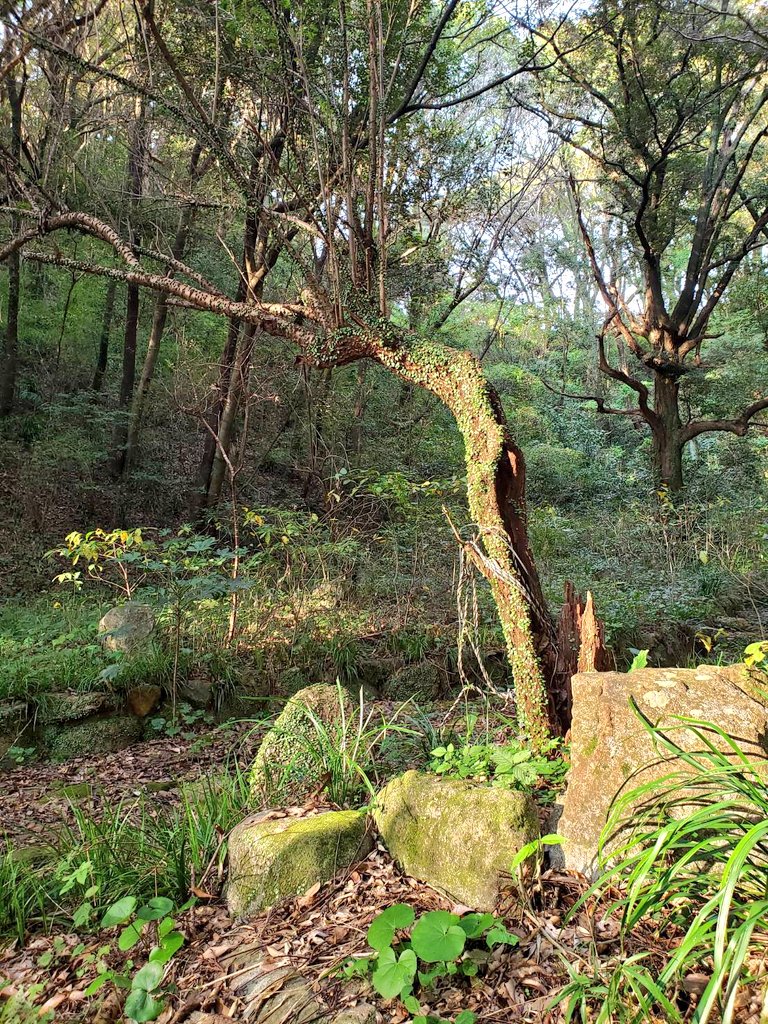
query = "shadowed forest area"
(1, 0, 768, 1022)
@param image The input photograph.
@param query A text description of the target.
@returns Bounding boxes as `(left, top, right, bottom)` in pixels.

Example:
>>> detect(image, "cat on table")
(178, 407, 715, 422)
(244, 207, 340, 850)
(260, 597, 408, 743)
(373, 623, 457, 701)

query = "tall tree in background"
(524, 0, 768, 490)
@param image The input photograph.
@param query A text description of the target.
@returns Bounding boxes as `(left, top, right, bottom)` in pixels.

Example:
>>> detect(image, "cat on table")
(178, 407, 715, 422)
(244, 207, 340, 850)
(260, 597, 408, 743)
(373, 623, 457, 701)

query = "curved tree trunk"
(364, 335, 565, 743)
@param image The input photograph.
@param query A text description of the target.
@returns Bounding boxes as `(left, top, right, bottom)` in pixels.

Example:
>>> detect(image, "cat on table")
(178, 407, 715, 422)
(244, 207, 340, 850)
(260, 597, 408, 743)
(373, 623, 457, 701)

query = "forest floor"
(2, 721, 766, 1024)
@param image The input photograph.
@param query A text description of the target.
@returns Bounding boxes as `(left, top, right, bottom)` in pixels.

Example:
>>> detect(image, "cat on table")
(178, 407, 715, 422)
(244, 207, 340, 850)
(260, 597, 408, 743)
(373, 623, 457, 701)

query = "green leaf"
(118, 922, 145, 951)
(486, 924, 518, 948)
(458, 913, 495, 938)
(629, 649, 649, 671)
(84, 972, 112, 997)
(455, 1012, 477, 1024)
(136, 897, 174, 922)
(133, 960, 164, 992)
(510, 833, 565, 871)
(367, 904, 415, 951)
(149, 932, 184, 965)
(403, 994, 421, 1014)
(101, 896, 137, 928)
(371, 947, 417, 1000)
(124, 987, 164, 1023)
(157, 918, 176, 938)
(411, 911, 466, 963)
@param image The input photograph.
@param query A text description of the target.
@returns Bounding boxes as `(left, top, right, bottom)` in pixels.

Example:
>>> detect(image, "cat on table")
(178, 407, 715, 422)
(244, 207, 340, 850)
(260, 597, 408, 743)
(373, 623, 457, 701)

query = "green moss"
(43, 715, 143, 762)
(584, 735, 599, 756)
(249, 684, 352, 806)
(227, 808, 373, 917)
(373, 770, 538, 911)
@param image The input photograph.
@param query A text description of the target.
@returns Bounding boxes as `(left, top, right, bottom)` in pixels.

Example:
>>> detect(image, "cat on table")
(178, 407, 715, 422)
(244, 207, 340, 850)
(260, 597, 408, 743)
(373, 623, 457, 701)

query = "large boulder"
(249, 684, 352, 806)
(373, 770, 539, 911)
(557, 666, 768, 877)
(382, 661, 442, 701)
(98, 602, 155, 653)
(43, 715, 143, 762)
(227, 808, 373, 918)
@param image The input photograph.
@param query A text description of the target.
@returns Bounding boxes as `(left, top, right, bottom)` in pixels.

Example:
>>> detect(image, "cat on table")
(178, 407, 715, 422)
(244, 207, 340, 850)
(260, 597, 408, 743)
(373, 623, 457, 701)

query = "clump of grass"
(0, 760, 251, 943)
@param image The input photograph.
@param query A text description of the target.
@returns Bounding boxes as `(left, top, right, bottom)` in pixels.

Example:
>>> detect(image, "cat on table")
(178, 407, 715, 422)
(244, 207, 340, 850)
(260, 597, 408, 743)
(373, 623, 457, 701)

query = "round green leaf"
(371, 947, 417, 999)
(124, 987, 164, 1023)
(137, 897, 174, 922)
(101, 895, 137, 928)
(411, 911, 466, 963)
(133, 960, 163, 992)
(367, 904, 415, 952)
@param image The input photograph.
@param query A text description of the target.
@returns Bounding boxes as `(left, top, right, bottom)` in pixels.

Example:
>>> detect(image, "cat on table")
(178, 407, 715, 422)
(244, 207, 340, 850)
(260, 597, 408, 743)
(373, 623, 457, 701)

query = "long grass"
(0, 760, 251, 943)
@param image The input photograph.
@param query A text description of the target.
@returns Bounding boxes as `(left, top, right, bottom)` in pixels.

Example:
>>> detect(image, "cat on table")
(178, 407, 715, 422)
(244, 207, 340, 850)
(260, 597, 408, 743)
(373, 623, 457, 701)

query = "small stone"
(179, 675, 213, 708)
(374, 770, 539, 911)
(227, 808, 373, 918)
(98, 602, 155, 653)
(126, 684, 162, 717)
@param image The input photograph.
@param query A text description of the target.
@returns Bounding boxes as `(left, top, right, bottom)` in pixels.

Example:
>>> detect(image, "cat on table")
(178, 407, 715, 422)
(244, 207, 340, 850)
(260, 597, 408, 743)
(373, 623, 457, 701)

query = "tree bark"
(0, 77, 23, 417)
(366, 334, 565, 743)
(652, 374, 684, 492)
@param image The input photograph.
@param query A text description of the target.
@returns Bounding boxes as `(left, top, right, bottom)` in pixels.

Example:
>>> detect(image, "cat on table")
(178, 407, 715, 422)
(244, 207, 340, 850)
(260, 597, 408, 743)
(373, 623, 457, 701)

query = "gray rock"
(373, 770, 539, 911)
(98, 602, 155, 653)
(557, 666, 768, 877)
(179, 675, 214, 708)
(331, 1005, 377, 1024)
(227, 808, 373, 918)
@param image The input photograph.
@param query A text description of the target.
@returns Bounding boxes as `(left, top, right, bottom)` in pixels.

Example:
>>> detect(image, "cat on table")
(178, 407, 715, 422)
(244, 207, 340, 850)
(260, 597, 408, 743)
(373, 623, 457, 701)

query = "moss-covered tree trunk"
(341, 326, 564, 744)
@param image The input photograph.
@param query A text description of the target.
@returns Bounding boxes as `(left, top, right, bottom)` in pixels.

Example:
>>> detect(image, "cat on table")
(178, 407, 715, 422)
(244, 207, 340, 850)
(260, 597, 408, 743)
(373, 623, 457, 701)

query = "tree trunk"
(109, 281, 140, 476)
(92, 279, 117, 393)
(207, 322, 258, 505)
(0, 77, 23, 417)
(123, 148, 203, 474)
(368, 336, 565, 743)
(0, 229, 20, 416)
(652, 374, 684, 492)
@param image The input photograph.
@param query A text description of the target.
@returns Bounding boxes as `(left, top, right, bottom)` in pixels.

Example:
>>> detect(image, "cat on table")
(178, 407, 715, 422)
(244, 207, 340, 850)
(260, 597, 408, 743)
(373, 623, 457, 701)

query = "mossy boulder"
(249, 684, 352, 806)
(42, 715, 143, 762)
(98, 602, 155, 653)
(227, 808, 373, 917)
(557, 666, 768, 877)
(373, 770, 539, 911)
(382, 662, 442, 701)
(35, 691, 117, 724)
